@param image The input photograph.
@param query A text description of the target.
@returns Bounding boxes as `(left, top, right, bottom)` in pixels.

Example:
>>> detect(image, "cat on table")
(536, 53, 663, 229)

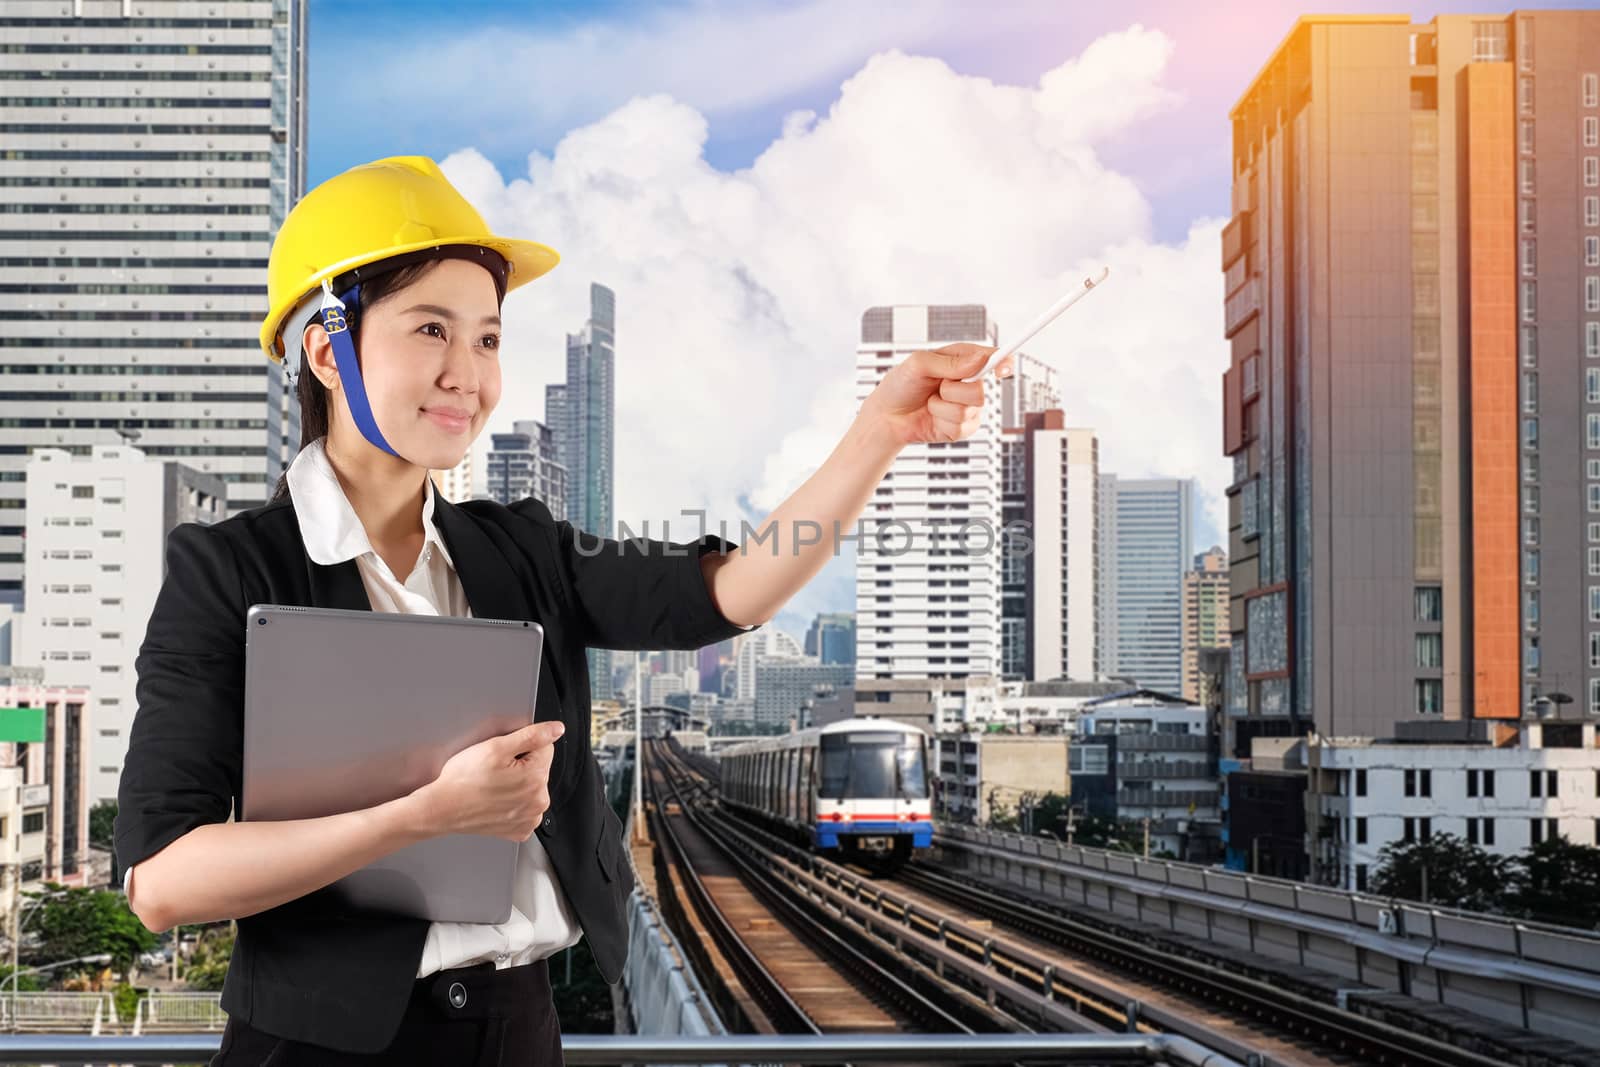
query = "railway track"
(647, 740, 1243, 1066)
(660, 738, 1531, 1067)
(645, 742, 1004, 1044)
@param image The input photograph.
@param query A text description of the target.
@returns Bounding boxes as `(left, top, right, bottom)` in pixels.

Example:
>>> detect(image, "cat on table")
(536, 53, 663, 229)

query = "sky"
(307, 0, 1595, 641)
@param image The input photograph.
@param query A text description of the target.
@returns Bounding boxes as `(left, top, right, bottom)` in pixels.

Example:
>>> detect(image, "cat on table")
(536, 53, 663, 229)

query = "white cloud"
(442, 24, 1229, 633)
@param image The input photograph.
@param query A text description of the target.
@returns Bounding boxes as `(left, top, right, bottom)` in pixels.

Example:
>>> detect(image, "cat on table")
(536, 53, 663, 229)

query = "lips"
(422, 407, 473, 433)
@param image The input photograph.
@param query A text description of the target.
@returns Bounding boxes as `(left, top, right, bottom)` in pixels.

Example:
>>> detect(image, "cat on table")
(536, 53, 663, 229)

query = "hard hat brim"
(260, 234, 559, 362)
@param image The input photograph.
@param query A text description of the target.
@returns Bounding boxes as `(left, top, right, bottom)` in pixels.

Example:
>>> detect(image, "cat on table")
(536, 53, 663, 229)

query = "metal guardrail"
(0, 1032, 1231, 1064)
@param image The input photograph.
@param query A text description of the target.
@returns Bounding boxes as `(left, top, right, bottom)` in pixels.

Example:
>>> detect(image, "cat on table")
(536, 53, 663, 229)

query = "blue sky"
(310, 0, 1594, 244)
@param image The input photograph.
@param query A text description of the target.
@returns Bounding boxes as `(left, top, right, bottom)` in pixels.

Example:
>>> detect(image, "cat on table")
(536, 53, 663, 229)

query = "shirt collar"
(286, 437, 455, 571)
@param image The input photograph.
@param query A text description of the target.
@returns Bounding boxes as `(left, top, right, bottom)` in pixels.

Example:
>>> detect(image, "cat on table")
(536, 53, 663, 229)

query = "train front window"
(819, 732, 928, 800)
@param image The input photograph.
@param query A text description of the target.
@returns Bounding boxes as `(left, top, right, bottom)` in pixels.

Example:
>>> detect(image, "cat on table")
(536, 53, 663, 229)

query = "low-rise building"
(935, 731, 1069, 826)
(1307, 717, 1600, 892)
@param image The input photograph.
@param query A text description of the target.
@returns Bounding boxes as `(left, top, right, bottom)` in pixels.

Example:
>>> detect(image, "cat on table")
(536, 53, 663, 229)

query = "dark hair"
(269, 250, 507, 502)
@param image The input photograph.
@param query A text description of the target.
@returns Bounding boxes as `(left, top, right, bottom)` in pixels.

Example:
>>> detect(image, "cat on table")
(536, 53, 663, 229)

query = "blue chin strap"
(317, 278, 400, 458)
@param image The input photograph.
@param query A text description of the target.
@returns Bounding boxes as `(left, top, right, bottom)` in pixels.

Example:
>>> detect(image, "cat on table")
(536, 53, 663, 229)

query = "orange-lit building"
(1221, 13, 1600, 749)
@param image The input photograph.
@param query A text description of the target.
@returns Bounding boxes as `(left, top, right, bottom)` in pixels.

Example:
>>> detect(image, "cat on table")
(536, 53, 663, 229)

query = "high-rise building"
(23, 445, 225, 805)
(1000, 356, 1065, 681)
(804, 612, 856, 667)
(547, 283, 616, 701)
(1220, 12, 1600, 746)
(854, 304, 1003, 680)
(1099, 476, 1193, 694)
(484, 419, 567, 515)
(1015, 412, 1099, 682)
(0, 0, 309, 609)
(1182, 546, 1230, 704)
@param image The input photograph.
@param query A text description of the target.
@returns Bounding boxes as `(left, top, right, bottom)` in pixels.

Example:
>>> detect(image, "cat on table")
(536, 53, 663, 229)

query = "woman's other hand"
(411, 720, 566, 841)
(858, 343, 1016, 448)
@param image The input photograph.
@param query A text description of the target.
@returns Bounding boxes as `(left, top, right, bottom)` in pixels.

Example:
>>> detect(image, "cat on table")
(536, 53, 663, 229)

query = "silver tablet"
(241, 604, 546, 924)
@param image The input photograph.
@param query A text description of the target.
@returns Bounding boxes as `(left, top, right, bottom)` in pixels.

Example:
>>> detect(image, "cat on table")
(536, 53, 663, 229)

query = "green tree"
(1512, 838, 1600, 930)
(89, 800, 117, 851)
(23, 884, 156, 983)
(180, 926, 234, 992)
(1370, 833, 1514, 912)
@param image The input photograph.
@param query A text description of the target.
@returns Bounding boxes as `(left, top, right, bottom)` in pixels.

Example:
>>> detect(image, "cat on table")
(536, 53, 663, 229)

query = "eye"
(479, 333, 500, 351)
(419, 322, 446, 340)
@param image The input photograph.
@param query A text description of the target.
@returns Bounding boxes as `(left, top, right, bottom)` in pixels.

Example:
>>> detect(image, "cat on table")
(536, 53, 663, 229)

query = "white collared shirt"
(125, 436, 582, 978)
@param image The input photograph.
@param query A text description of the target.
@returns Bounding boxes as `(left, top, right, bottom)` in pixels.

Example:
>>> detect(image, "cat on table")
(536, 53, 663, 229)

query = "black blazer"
(113, 484, 752, 1053)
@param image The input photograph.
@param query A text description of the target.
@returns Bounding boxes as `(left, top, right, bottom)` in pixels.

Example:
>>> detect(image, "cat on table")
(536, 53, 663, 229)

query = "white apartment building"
(855, 304, 1003, 681)
(0, 0, 308, 610)
(1072, 693, 1219, 858)
(1026, 417, 1099, 682)
(24, 445, 224, 804)
(1308, 719, 1600, 892)
(733, 628, 801, 702)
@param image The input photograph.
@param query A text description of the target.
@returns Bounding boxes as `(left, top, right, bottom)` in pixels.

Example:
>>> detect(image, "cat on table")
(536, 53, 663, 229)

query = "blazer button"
(541, 813, 555, 834)
(448, 981, 467, 1009)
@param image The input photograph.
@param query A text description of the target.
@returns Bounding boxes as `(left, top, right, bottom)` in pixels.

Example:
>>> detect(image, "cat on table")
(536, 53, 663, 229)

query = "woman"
(113, 155, 1014, 1064)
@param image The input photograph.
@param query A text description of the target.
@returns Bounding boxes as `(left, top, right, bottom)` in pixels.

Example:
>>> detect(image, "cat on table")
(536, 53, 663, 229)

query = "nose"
(437, 333, 479, 395)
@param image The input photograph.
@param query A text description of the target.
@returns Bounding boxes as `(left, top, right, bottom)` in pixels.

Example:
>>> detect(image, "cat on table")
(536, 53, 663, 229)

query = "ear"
(301, 322, 341, 391)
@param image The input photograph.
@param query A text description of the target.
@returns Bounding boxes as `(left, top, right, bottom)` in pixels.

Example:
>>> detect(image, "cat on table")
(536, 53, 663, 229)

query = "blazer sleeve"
(508, 497, 761, 652)
(114, 521, 246, 877)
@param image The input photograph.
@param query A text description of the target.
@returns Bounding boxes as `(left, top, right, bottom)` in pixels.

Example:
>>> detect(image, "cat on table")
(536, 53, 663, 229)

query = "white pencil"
(962, 266, 1111, 382)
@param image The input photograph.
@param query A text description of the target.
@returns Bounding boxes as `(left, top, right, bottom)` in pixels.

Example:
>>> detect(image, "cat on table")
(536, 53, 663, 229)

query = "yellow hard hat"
(258, 155, 560, 362)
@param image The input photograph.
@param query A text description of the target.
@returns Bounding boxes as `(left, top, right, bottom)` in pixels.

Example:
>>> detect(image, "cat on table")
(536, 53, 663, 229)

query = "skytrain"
(717, 718, 933, 869)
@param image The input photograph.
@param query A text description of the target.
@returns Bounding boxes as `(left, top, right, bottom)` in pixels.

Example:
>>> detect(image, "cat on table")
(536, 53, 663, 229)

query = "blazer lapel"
(428, 484, 526, 623)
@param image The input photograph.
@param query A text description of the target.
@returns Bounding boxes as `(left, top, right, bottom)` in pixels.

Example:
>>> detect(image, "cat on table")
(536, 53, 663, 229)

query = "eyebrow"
(400, 303, 501, 328)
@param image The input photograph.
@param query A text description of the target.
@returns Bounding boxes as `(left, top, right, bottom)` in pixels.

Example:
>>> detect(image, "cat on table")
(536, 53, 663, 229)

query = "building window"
(1592, 677, 1600, 714)
(1547, 769, 1559, 797)
(1525, 454, 1541, 484)
(1473, 21, 1508, 62)
(1524, 416, 1539, 448)
(1590, 236, 1600, 267)
(1589, 323, 1600, 359)
(1587, 74, 1600, 108)
(1414, 679, 1443, 715)
(1522, 281, 1538, 323)
(1592, 586, 1600, 621)
(1356, 865, 1369, 892)
(1590, 548, 1600, 576)
(21, 813, 43, 835)
(1523, 485, 1539, 513)
(1356, 818, 1368, 845)
(1587, 277, 1600, 312)
(1592, 484, 1600, 513)
(1591, 633, 1600, 669)
(1531, 818, 1560, 845)
(1467, 769, 1479, 798)
(1589, 370, 1600, 405)
(1468, 816, 1480, 846)
(1526, 517, 1541, 545)
(1414, 586, 1442, 622)
(1588, 158, 1600, 188)
(1522, 325, 1539, 364)
(1529, 589, 1543, 626)
(1588, 117, 1600, 148)
(1356, 769, 1368, 797)
(1405, 768, 1417, 796)
(1521, 160, 1537, 197)
(1403, 817, 1417, 843)
(1416, 633, 1443, 668)
(1520, 76, 1535, 113)
(1483, 769, 1496, 797)
(1525, 370, 1540, 411)
(1589, 414, 1600, 450)
(1588, 197, 1600, 227)
(1526, 635, 1541, 671)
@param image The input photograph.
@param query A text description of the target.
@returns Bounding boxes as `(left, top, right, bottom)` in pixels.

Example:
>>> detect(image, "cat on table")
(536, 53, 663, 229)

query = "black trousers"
(209, 958, 563, 1066)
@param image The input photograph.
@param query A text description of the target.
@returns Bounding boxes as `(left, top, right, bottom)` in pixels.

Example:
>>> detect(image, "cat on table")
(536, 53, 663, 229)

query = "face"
(305, 257, 504, 472)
